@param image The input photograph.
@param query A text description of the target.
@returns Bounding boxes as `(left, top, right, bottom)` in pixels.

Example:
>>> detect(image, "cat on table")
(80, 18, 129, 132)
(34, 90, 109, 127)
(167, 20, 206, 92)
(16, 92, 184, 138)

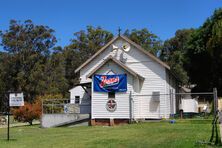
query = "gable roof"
(86, 55, 144, 80)
(75, 35, 170, 73)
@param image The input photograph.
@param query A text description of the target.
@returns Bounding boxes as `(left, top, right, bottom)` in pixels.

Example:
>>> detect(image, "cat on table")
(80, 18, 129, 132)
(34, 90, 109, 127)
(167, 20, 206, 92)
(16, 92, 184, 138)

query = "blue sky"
(0, 0, 221, 49)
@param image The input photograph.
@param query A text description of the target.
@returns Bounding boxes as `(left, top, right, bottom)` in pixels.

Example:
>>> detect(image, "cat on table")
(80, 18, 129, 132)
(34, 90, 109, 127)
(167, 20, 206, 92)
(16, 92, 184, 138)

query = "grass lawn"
(0, 120, 220, 148)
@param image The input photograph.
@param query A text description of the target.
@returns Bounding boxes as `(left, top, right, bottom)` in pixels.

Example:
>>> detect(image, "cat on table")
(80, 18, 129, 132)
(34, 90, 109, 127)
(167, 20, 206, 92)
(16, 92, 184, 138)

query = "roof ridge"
(75, 35, 170, 73)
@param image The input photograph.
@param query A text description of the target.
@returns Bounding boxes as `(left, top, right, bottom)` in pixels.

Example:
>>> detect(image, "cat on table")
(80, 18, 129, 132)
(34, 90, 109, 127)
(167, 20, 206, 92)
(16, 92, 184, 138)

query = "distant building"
(69, 84, 91, 114)
(179, 86, 198, 113)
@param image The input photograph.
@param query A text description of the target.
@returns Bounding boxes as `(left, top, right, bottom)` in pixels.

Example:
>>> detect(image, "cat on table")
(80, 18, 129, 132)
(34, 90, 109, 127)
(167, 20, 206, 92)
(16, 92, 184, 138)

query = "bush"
(12, 99, 41, 125)
(36, 94, 63, 100)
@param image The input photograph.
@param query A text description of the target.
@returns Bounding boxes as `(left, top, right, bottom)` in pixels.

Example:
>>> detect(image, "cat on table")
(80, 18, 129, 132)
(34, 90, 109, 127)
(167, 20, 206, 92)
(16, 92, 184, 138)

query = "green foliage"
(124, 28, 162, 55)
(1, 7, 222, 109)
(36, 94, 63, 100)
(44, 50, 68, 95)
(0, 23, 114, 108)
(186, 8, 222, 94)
(161, 29, 194, 84)
(62, 48, 80, 87)
(160, 8, 222, 94)
(67, 26, 113, 61)
(0, 20, 64, 103)
(64, 26, 113, 86)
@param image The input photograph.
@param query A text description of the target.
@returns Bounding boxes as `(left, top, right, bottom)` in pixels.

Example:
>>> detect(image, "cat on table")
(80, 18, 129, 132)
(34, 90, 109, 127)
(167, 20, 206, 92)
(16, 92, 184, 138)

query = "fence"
(42, 98, 91, 114)
(42, 99, 71, 114)
(129, 88, 217, 120)
(42, 89, 218, 117)
(41, 98, 90, 127)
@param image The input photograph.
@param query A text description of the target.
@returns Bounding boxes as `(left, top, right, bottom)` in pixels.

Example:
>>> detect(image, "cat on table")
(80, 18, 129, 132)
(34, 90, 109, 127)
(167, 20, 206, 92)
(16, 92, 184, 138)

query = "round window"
(106, 99, 117, 112)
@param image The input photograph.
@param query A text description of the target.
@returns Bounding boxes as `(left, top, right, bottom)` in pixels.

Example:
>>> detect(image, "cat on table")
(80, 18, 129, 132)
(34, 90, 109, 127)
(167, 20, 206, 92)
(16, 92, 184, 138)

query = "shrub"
(12, 100, 42, 125)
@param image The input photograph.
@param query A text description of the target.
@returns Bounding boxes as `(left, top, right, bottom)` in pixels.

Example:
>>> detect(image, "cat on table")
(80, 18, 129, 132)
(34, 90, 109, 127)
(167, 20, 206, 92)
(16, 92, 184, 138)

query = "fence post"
(6, 93, 10, 141)
(170, 89, 173, 115)
(52, 103, 54, 114)
(41, 99, 44, 115)
(129, 91, 133, 123)
(213, 88, 218, 116)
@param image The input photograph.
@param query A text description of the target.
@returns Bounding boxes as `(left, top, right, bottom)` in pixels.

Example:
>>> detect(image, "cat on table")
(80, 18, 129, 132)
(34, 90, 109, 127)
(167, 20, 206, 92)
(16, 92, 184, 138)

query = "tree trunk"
(28, 121, 33, 125)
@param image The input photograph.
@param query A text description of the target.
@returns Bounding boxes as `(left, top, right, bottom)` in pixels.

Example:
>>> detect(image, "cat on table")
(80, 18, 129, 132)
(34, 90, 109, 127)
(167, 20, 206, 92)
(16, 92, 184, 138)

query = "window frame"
(108, 92, 115, 99)
(75, 96, 80, 104)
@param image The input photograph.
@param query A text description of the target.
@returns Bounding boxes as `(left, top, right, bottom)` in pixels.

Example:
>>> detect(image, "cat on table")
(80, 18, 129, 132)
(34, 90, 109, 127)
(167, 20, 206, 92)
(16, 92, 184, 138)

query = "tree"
(160, 29, 195, 84)
(186, 8, 222, 94)
(64, 26, 113, 87)
(67, 26, 113, 61)
(62, 48, 81, 87)
(44, 47, 68, 96)
(0, 52, 20, 111)
(124, 28, 162, 55)
(0, 20, 57, 101)
(1, 20, 56, 54)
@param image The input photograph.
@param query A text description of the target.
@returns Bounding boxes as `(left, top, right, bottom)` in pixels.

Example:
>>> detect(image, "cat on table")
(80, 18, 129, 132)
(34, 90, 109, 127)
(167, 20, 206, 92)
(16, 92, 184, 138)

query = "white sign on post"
(9, 93, 24, 107)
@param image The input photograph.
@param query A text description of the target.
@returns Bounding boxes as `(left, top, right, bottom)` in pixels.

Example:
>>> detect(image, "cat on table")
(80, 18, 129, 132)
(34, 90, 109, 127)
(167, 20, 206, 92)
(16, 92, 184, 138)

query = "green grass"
(0, 121, 220, 148)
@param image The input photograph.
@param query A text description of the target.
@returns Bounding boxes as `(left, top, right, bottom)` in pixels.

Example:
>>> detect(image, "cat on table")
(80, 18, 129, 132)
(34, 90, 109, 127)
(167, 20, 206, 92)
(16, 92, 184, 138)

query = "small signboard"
(9, 93, 24, 107)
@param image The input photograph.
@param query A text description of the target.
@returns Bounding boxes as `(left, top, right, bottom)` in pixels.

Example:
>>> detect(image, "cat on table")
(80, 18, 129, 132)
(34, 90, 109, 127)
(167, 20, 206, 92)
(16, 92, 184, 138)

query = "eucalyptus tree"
(0, 20, 57, 101)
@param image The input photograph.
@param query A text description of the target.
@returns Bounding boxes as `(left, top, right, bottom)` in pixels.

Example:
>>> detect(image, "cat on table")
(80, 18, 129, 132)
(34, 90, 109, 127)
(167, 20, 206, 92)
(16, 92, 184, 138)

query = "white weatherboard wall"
(179, 90, 198, 113)
(69, 86, 91, 114)
(165, 70, 177, 115)
(80, 38, 176, 119)
(121, 42, 167, 119)
(181, 99, 198, 113)
(70, 86, 91, 104)
(69, 86, 85, 104)
(91, 61, 133, 119)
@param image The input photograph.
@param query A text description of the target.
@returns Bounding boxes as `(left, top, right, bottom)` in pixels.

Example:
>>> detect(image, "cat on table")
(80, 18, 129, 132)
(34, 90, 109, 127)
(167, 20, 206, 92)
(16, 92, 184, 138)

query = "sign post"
(6, 93, 10, 141)
(6, 92, 24, 141)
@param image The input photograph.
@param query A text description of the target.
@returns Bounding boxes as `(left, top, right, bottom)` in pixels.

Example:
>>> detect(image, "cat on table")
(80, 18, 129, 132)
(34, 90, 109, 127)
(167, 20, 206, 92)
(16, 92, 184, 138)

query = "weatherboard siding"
(69, 86, 91, 114)
(70, 86, 91, 105)
(70, 86, 85, 104)
(166, 70, 177, 115)
(117, 39, 168, 119)
(80, 43, 113, 83)
(79, 38, 175, 119)
(91, 61, 133, 119)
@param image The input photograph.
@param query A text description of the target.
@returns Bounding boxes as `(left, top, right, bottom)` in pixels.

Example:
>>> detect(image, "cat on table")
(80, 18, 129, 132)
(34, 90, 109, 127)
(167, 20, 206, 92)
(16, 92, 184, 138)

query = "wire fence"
(130, 89, 217, 120)
(42, 99, 81, 114)
(41, 89, 217, 119)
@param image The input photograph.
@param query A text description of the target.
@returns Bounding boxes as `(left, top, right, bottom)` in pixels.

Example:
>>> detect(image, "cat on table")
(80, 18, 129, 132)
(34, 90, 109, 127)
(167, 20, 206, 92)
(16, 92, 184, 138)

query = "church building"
(71, 35, 178, 125)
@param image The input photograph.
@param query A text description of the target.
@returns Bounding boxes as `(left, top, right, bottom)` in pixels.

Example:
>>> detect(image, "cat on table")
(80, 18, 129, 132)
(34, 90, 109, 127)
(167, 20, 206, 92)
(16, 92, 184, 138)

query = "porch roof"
(74, 82, 91, 88)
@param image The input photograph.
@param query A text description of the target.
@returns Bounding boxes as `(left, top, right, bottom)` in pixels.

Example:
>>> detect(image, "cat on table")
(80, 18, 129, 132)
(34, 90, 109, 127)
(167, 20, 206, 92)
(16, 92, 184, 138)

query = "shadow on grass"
(0, 138, 17, 142)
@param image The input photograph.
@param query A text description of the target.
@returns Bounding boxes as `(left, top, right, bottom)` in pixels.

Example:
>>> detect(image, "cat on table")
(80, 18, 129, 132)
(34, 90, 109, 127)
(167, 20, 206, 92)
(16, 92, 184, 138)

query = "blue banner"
(94, 74, 127, 92)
